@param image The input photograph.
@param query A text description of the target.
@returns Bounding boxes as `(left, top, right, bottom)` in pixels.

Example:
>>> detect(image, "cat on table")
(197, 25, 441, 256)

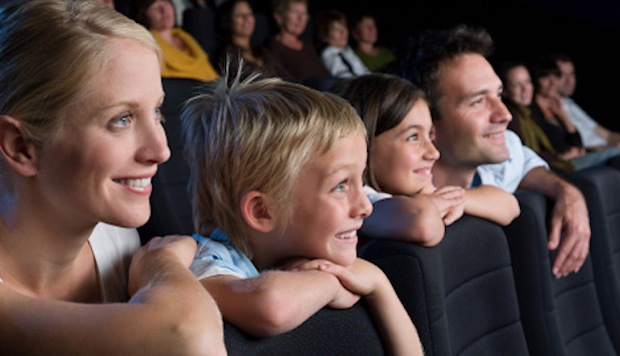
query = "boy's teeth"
(335, 231, 356, 240)
(114, 177, 151, 188)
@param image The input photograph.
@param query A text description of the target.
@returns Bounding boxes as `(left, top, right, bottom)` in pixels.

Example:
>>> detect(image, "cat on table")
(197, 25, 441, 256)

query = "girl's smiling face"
(370, 99, 439, 195)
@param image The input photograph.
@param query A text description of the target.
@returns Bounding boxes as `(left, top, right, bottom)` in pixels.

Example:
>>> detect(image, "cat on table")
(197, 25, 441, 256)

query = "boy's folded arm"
(360, 195, 444, 246)
(200, 269, 345, 337)
(464, 185, 521, 226)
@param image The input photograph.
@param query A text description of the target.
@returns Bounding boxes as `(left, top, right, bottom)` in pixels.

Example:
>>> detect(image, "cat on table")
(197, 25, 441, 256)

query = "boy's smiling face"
(276, 133, 372, 267)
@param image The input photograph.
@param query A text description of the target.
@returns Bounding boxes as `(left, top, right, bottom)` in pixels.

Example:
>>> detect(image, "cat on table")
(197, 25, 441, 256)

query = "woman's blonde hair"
(0, 0, 160, 147)
(182, 71, 365, 257)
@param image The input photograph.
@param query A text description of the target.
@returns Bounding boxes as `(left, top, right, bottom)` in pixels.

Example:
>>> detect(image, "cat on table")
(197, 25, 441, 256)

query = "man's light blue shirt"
(474, 130, 549, 193)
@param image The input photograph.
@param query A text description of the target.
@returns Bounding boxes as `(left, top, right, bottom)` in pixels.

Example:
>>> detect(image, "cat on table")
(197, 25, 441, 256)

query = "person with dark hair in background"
(530, 57, 620, 171)
(350, 13, 396, 72)
(132, 0, 219, 81)
(394, 25, 590, 279)
(264, 0, 330, 82)
(315, 10, 369, 78)
(216, 0, 285, 76)
(554, 54, 620, 150)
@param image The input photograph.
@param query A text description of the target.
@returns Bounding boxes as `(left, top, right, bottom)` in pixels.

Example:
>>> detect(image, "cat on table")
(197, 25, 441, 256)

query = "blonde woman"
(0, 1, 225, 354)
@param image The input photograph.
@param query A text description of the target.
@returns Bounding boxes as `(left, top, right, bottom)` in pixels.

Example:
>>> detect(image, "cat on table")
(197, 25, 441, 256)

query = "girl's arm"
(0, 235, 226, 356)
(199, 267, 358, 337)
(464, 185, 520, 226)
(360, 194, 445, 246)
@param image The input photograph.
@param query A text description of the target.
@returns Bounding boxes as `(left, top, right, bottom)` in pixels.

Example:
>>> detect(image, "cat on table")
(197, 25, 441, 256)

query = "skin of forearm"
(206, 270, 341, 337)
(360, 195, 444, 246)
(364, 274, 423, 356)
(464, 187, 520, 226)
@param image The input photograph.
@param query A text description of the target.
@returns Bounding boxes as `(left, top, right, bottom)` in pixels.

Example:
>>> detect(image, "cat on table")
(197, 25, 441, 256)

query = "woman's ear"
(240, 191, 276, 233)
(0, 115, 39, 177)
(273, 12, 282, 26)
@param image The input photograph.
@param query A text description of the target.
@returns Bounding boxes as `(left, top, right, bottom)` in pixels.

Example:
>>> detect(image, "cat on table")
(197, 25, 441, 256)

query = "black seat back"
(569, 166, 620, 354)
(363, 215, 529, 356)
(138, 77, 204, 243)
(504, 189, 616, 355)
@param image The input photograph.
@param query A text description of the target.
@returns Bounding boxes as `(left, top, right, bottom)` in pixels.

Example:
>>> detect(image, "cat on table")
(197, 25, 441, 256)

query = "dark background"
(291, 0, 620, 132)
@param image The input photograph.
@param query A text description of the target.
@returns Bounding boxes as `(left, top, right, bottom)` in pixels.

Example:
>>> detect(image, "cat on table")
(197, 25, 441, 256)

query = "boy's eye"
(333, 181, 347, 192)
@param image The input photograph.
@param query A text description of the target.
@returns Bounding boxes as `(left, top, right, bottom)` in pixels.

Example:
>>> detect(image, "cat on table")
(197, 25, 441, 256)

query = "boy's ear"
(0, 115, 39, 177)
(240, 191, 276, 233)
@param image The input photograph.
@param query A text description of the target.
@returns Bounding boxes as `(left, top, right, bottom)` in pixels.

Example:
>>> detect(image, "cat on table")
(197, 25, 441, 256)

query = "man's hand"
(548, 185, 590, 278)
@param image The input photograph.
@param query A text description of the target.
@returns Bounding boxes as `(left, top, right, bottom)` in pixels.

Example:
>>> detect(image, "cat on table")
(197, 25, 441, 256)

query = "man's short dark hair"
(391, 24, 493, 119)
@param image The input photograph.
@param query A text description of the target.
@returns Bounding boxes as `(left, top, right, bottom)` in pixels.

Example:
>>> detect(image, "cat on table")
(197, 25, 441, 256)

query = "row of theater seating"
(138, 77, 620, 355)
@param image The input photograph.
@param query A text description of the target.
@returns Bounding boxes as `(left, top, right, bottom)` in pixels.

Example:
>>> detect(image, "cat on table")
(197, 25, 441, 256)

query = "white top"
(321, 45, 370, 78)
(0, 223, 140, 303)
(562, 97, 608, 147)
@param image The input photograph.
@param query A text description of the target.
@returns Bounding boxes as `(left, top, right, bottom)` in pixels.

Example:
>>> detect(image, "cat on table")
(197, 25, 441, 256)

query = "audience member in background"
(216, 0, 284, 76)
(554, 54, 620, 150)
(133, 0, 219, 81)
(530, 57, 620, 171)
(395, 25, 590, 279)
(0, 1, 225, 355)
(315, 10, 369, 78)
(498, 61, 577, 172)
(182, 72, 424, 355)
(335, 74, 519, 247)
(350, 14, 396, 72)
(264, 0, 330, 82)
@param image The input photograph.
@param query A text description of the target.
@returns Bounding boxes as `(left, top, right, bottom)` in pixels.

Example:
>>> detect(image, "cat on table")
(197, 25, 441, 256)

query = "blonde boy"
(182, 73, 423, 355)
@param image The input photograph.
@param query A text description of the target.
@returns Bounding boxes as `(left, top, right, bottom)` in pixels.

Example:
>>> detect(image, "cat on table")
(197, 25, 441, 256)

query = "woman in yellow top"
(133, 0, 218, 81)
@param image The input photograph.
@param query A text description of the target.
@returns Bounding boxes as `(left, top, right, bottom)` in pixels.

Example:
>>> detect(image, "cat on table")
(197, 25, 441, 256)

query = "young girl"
(182, 72, 423, 356)
(336, 74, 520, 246)
(0, 1, 224, 354)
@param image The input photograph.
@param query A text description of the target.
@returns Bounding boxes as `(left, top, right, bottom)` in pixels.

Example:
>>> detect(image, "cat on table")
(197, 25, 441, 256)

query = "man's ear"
(240, 191, 276, 233)
(0, 115, 39, 177)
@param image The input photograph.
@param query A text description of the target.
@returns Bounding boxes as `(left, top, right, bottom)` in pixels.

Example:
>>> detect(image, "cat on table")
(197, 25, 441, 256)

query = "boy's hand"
(293, 258, 385, 308)
(128, 235, 198, 296)
(426, 185, 465, 225)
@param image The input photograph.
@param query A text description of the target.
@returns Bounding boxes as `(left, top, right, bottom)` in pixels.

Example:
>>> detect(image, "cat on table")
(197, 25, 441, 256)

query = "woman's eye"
(111, 114, 131, 128)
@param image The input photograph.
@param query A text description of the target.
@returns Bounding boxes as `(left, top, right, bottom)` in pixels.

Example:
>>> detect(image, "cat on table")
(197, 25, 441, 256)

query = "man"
(394, 25, 590, 279)
(555, 54, 620, 150)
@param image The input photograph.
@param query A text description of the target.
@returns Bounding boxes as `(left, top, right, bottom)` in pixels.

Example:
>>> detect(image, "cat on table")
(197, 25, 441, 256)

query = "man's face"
(432, 53, 512, 170)
(556, 60, 576, 97)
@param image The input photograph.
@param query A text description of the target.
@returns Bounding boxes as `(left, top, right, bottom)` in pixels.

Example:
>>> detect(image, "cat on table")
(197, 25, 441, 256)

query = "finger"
(551, 232, 578, 278)
(294, 259, 332, 272)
